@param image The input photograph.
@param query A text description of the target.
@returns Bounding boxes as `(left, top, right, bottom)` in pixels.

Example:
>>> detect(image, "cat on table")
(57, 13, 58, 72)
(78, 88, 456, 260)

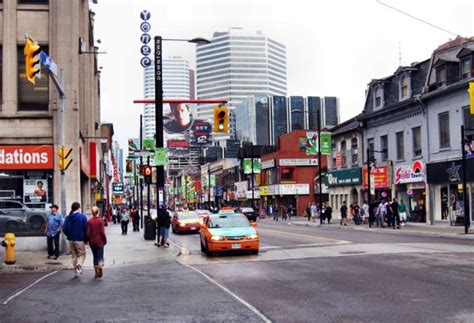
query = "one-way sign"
(40, 51, 58, 76)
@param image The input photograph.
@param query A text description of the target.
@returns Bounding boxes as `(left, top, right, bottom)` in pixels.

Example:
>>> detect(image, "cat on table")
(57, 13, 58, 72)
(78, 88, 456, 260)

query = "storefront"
(260, 184, 309, 216)
(325, 167, 362, 217)
(0, 145, 55, 208)
(362, 165, 392, 202)
(393, 160, 427, 222)
(427, 159, 474, 225)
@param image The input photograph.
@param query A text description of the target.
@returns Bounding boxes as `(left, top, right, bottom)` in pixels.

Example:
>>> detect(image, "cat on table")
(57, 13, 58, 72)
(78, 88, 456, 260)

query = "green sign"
(253, 158, 261, 174)
(326, 168, 362, 187)
(210, 175, 216, 187)
(154, 148, 166, 166)
(244, 158, 261, 174)
(143, 139, 155, 151)
(320, 132, 332, 155)
(243, 159, 252, 174)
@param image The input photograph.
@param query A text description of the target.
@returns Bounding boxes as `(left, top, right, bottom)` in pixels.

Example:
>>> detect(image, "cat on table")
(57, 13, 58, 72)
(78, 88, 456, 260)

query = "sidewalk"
(0, 223, 179, 272)
(288, 217, 474, 240)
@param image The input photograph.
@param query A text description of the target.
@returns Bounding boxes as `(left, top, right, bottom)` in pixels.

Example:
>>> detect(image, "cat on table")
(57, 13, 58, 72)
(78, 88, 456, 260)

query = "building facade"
(0, 0, 102, 224)
(195, 28, 287, 122)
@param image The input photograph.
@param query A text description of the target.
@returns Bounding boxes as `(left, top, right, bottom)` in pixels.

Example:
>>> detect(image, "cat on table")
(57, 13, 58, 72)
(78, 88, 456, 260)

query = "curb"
(289, 221, 474, 240)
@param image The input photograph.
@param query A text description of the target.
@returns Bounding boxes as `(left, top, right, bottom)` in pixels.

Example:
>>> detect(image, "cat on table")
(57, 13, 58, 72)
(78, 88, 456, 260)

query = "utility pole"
(461, 125, 470, 234)
(367, 147, 372, 228)
(317, 109, 323, 216)
(139, 115, 144, 229)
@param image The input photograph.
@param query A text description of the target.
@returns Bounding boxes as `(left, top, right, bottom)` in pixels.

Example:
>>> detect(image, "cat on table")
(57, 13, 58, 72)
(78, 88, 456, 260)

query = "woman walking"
(87, 206, 107, 278)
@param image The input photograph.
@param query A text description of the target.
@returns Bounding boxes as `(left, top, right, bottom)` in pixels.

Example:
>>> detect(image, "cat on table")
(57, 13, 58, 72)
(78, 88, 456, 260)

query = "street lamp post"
(366, 148, 387, 228)
(461, 125, 472, 234)
(154, 36, 211, 207)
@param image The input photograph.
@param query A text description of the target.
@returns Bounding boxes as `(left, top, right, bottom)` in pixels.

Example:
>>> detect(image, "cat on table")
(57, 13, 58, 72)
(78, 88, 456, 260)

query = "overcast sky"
(93, 0, 473, 151)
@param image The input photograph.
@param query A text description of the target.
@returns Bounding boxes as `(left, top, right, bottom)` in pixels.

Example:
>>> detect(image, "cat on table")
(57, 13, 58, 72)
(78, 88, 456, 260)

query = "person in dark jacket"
(62, 202, 88, 277)
(130, 207, 139, 232)
(157, 205, 171, 247)
(325, 203, 333, 224)
(87, 206, 107, 278)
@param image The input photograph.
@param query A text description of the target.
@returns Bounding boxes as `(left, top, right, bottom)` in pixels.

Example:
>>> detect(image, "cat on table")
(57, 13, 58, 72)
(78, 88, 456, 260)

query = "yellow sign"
(260, 186, 268, 196)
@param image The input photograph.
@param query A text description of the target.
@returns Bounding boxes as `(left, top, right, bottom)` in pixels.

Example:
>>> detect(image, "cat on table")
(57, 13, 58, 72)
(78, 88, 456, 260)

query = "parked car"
(200, 212, 259, 255)
(0, 200, 48, 230)
(240, 207, 257, 222)
(171, 211, 202, 234)
(196, 209, 211, 221)
(0, 212, 28, 232)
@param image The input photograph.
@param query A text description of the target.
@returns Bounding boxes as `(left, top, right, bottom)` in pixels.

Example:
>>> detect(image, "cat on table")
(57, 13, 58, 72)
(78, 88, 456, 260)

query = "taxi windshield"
(208, 214, 250, 228)
(177, 212, 199, 220)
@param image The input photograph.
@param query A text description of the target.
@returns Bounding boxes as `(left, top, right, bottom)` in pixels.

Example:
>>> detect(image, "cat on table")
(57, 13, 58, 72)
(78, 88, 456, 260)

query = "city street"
(2, 219, 474, 322)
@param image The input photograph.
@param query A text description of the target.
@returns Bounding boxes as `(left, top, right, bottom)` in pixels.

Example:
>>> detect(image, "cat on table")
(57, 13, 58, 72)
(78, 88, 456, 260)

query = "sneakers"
(75, 264, 82, 276)
(54, 256, 59, 260)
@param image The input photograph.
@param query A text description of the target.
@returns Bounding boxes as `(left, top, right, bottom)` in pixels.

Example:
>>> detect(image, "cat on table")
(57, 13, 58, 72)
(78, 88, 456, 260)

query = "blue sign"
(140, 10, 151, 21)
(141, 45, 151, 56)
(141, 57, 152, 68)
(140, 33, 151, 44)
(140, 22, 151, 33)
(40, 51, 58, 76)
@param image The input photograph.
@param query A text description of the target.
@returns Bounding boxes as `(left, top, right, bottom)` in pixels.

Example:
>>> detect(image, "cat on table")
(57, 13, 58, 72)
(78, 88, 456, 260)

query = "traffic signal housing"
(144, 166, 153, 184)
(58, 146, 73, 171)
(24, 38, 42, 85)
(214, 106, 229, 133)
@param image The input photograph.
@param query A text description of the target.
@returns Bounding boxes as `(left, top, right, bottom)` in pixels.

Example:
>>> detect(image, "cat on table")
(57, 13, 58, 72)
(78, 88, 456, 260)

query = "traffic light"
(213, 106, 229, 133)
(58, 146, 73, 171)
(469, 82, 474, 114)
(144, 166, 152, 184)
(24, 38, 42, 85)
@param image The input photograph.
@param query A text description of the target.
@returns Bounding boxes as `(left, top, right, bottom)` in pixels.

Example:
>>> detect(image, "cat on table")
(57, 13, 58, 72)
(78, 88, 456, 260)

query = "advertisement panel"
(362, 166, 390, 189)
(23, 173, 48, 203)
(394, 161, 424, 184)
(0, 145, 53, 170)
(305, 132, 318, 155)
(279, 158, 318, 166)
(326, 168, 362, 187)
(320, 133, 332, 155)
(261, 159, 275, 170)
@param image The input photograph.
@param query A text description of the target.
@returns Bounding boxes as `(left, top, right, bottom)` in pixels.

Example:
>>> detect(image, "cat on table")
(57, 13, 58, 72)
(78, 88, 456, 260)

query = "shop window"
(18, 46, 49, 111)
(438, 111, 450, 149)
(396, 131, 404, 160)
(412, 126, 422, 157)
(280, 167, 295, 181)
(380, 135, 388, 161)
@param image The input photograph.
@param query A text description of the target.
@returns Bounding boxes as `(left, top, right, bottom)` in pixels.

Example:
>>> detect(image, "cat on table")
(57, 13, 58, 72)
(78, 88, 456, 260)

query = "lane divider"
(258, 228, 351, 244)
(3, 270, 58, 306)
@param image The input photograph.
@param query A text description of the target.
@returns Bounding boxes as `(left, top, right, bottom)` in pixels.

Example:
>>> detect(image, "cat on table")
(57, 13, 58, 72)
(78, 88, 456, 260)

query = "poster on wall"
(24, 173, 48, 203)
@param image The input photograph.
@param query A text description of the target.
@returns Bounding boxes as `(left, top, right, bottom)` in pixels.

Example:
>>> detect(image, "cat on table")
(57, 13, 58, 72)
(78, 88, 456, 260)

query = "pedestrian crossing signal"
(24, 38, 42, 85)
(58, 146, 73, 171)
(144, 166, 152, 184)
(214, 106, 228, 133)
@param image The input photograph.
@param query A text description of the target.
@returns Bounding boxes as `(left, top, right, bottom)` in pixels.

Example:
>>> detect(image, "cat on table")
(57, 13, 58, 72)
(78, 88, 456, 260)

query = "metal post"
(147, 155, 151, 218)
(58, 70, 67, 254)
(461, 125, 470, 234)
(317, 110, 323, 216)
(251, 142, 255, 208)
(208, 163, 211, 209)
(139, 115, 144, 228)
(154, 36, 165, 206)
(367, 147, 372, 228)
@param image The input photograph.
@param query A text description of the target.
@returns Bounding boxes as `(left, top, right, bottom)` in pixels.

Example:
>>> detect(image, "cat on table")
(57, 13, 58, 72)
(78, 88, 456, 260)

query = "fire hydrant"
(2, 233, 16, 265)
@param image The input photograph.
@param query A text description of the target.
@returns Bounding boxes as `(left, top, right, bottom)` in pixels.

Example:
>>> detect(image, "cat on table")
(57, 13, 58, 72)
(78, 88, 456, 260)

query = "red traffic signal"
(144, 166, 152, 184)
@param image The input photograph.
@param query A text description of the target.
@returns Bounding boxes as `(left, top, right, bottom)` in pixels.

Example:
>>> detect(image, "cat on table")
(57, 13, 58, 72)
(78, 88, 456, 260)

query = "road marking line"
(184, 264, 272, 323)
(3, 270, 58, 306)
(258, 228, 350, 243)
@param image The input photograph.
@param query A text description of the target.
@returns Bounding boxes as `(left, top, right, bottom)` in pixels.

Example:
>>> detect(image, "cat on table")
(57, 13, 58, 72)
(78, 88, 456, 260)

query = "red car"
(171, 211, 202, 234)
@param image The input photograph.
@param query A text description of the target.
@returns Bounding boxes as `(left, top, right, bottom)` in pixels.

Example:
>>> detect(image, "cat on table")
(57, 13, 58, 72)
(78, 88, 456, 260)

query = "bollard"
(1, 233, 16, 265)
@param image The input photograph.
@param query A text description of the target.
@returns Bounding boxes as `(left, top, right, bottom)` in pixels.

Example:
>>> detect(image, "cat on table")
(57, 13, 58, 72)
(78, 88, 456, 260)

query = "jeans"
(121, 220, 129, 234)
(133, 219, 139, 231)
(47, 234, 60, 257)
(392, 213, 401, 228)
(90, 245, 104, 266)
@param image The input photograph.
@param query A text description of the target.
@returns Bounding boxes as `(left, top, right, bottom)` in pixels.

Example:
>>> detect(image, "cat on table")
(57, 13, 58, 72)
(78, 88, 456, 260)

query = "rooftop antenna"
(398, 41, 402, 66)
(376, 0, 460, 37)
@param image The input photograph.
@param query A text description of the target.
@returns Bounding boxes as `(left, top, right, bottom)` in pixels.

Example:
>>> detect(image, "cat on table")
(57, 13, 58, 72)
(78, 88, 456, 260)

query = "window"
(340, 141, 347, 167)
(374, 87, 383, 110)
(439, 112, 450, 149)
(18, 46, 49, 111)
(396, 131, 404, 160)
(436, 68, 446, 87)
(400, 75, 410, 100)
(351, 138, 358, 165)
(412, 127, 422, 157)
(280, 167, 295, 181)
(331, 141, 336, 169)
(380, 135, 388, 161)
(464, 106, 474, 141)
(367, 138, 374, 160)
(461, 59, 471, 79)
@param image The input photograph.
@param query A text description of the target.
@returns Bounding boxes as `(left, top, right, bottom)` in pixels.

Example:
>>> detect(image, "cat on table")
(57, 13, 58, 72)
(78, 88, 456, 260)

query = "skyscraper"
(143, 57, 191, 139)
(195, 28, 287, 122)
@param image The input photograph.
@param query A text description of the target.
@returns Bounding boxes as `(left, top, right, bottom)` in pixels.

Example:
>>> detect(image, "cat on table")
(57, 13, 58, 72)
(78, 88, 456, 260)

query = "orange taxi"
(200, 212, 259, 255)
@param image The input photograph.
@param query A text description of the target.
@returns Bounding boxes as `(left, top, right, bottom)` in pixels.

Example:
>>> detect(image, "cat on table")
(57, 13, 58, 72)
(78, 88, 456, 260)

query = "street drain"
(339, 251, 366, 255)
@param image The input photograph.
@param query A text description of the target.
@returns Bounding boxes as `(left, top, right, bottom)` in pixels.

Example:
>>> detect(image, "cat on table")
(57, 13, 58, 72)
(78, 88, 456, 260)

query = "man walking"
(45, 204, 63, 260)
(391, 198, 401, 229)
(340, 201, 348, 226)
(130, 206, 139, 232)
(62, 202, 88, 277)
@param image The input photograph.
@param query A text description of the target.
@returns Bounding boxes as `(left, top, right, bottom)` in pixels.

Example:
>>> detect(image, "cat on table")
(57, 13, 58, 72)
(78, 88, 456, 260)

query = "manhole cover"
(339, 251, 366, 255)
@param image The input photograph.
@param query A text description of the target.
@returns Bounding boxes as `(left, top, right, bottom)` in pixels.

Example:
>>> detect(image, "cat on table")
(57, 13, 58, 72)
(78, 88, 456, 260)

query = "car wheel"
(251, 249, 259, 255)
(30, 217, 45, 230)
(200, 239, 209, 255)
(5, 221, 19, 232)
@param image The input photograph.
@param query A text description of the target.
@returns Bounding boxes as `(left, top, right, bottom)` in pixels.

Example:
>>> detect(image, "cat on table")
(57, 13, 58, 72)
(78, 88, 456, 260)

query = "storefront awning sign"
(394, 160, 425, 184)
(326, 168, 361, 187)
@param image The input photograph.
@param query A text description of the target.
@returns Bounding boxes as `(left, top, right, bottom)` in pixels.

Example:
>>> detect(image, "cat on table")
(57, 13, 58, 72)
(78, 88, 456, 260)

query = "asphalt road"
(2, 219, 474, 322)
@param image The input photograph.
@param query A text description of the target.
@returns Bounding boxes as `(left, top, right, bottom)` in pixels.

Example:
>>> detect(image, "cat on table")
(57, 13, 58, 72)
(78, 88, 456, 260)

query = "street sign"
(40, 51, 58, 77)
(320, 132, 332, 155)
(139, 10, 152, 68)
(155, 147, 166, 166)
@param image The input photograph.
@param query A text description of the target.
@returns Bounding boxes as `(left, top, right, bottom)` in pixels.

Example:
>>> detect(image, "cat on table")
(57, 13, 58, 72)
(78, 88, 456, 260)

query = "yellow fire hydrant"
(2, 233, 16, 265)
